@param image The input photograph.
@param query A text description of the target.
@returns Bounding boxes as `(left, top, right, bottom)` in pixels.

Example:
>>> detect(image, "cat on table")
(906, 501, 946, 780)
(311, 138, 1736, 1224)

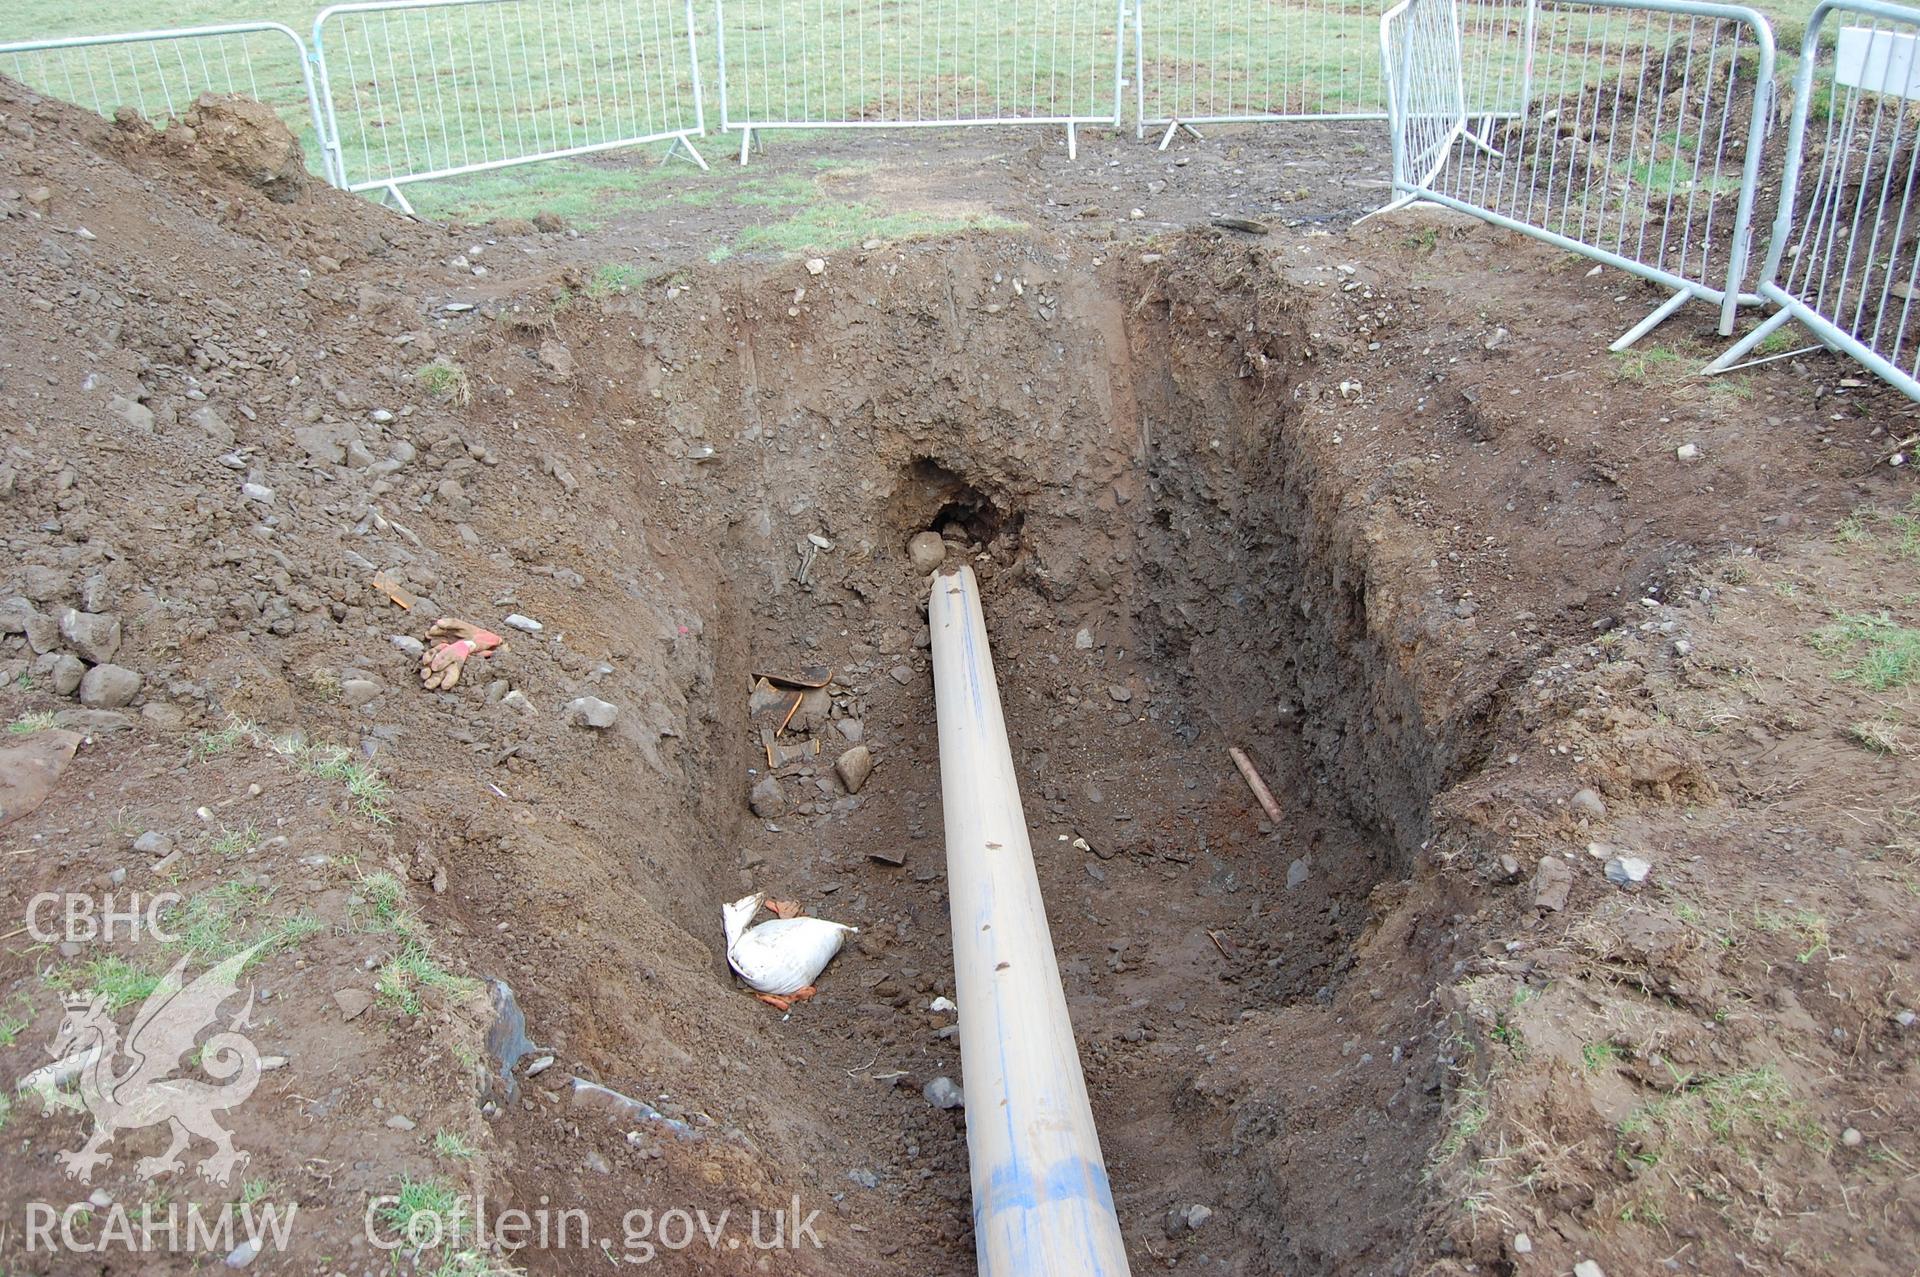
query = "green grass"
(6, 710, 57, 734)
(305, 746, 394, 824)
(206, 822, 260, 858)
(0, 999, 32, 1046)
(353, 869, 422, 937)
(163, 883, 323, 965)
(381, 1175, 469, 1250)
(1582, 1041, 1622, 1072)
(1809, 613, 1920, 690)
(189, 720, 249, 763)
(377, 943, 479, 1016)
(735, 201, 1019, 256)
(44, 956, 161, 1010)
(585, 263, 648, 298)
(1612, 344, 1687, 383)
(416, 360, 472, 407)
(433, 1129, 478, 1161)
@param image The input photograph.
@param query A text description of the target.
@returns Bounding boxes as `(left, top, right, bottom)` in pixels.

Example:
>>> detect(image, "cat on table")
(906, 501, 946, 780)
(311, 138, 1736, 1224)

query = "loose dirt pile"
(1, 72, 1917, 1277)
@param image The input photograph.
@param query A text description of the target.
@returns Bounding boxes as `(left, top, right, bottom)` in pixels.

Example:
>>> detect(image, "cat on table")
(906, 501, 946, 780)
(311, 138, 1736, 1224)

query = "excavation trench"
(488, 236, 1478, 1275)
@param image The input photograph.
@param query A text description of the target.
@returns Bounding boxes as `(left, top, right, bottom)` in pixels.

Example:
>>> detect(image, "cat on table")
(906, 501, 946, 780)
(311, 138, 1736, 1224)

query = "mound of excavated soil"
(2, 70, 1918, 1277)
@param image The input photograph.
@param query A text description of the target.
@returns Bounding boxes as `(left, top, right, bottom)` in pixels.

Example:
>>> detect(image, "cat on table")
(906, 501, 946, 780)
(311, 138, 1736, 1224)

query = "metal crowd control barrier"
(312, 0, 707, 211)
(1707, 0, 1920, 398)
(716, 0, 1127, 162)
(1133, 0, 1388, 149)
(1379, 0, 1775, 346)
(0, 24, 330, 180)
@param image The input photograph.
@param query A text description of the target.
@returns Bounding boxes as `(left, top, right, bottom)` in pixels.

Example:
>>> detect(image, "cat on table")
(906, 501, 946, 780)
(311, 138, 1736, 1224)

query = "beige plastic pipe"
(928, 564, 1131, 1277)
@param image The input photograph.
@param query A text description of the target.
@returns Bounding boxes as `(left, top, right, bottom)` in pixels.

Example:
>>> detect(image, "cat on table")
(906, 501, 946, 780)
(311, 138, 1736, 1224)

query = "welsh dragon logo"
(24, 942, 265, 1186)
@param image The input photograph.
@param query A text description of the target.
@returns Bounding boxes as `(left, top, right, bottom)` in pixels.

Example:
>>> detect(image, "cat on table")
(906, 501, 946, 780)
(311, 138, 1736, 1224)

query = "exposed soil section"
(1, 73, 1917, 1277)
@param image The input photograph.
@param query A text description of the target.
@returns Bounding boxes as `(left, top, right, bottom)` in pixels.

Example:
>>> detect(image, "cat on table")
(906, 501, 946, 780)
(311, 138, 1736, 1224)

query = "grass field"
(0, 0, 1834, 231)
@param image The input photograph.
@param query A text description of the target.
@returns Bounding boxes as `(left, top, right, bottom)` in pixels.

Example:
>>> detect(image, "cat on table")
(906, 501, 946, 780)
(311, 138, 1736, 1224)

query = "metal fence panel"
(0, 24, 329, 179)
(716, 0, 1127, 160)
(1709, 0, 1920, 397)
(1134, 0, 1389, 143)
(312, 0, 706, 206)
(1381, 0, 1774, 342)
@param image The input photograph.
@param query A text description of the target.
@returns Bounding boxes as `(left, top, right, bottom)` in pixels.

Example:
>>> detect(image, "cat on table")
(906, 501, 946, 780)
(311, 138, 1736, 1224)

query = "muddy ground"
(1, 78, 1917, 1277)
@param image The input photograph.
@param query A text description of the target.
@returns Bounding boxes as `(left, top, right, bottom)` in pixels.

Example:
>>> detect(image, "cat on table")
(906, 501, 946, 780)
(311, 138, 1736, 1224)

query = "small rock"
(929, 996, 956, 1013)
(1534, 856, 1572, 911)
(836, 745, 874, 794)
(1497, 854, 1522, 881)
(923, 1076, 964, 1110)
(503, 613, 543, 633)
(339, 678, 382, 708)
(1185, 1205, 1213, 1230)
(1075, 628, 1094, 650)
(500, 690, 534, 714)
(847, 1168, 878, 1189)
(526, 1055, 555, 1078)
(889, 664, 915, 686)
(384, 1114, 416, 1132)
(224, 1238, 260, 1269)
(1676, 443, 1700, 461)
(241, 482, 275, 505)
(805, 258, 826, 275)
(59, 609, 122, 663)
(50, 654, 85, 696)
(1570, 787, 1607, 820)
(1107, 685, 1133, 703)
(906, 531, 947, 571)
(836, 719, 865, 744)
(1512, 1233, 1532, 1254)
(583, 1150, 611, 1174)
(333, 988, 373, 1020)
(1843, 1127, 1863, 1147)
(110, 395, 153, 433)
(1574, 1262, 1606, 1277)
(1897, 1009, 1917, 1028)
(79, 664, 141, 708)
(749, 775, 789, 819)
(134, 832, 173, 856)
(1286, 858, 1310, 890)
(563, 697, 618, 729)
(1604, 856, 1652, 886)
(391, 634, 426, 657)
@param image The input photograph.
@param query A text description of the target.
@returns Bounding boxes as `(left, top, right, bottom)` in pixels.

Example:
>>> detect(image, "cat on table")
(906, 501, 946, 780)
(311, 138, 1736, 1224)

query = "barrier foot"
(1610, 287, 1693, 352)
(1066, 122, 1077, 160)
(1703, 307, 1795, 375)
(663, 135, 709, 171)
(1156, 120, 1205, 151)
(379, 182, 416, 217)
(1352, 191, 1422, 226)
(738, 126, 753, 166)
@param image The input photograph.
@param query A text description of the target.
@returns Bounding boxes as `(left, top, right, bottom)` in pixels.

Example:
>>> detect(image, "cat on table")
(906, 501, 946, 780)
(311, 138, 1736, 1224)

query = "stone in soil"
(1570, 786, 1607, 819)
(58, 609, 121, 664)
(835, 745, 874, 794)
(564, 696, 619, 729)
(906, 530, 947, 571)
(1604, 855, 1652, 886)
(749, 775, 789, 818)
(79, 664, 141, 708)
(1534, 856, 1573, 911)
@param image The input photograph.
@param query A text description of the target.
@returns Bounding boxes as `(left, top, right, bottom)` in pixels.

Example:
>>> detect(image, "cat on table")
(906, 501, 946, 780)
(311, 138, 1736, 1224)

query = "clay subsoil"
(1, 78, 1918, 1277)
